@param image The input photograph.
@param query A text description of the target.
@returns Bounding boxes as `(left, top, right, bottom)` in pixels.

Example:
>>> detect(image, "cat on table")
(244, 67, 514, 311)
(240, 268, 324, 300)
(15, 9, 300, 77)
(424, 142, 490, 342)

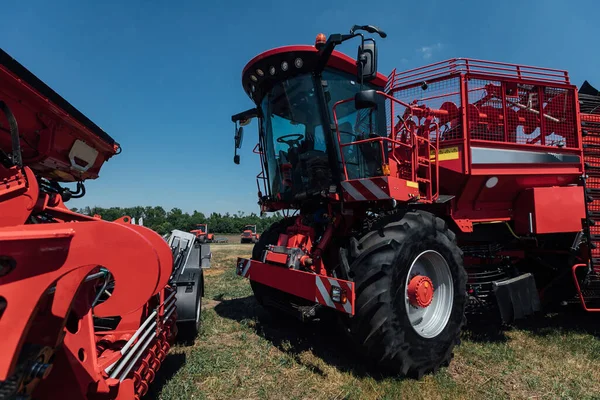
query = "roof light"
(315, 33, 326, 50)
(250, 75, 258, 82)
(294, 58, 303, 68)
(281, 61, 288, 71)
(269, 66, 276, 75)
(256, 69, 264, 77)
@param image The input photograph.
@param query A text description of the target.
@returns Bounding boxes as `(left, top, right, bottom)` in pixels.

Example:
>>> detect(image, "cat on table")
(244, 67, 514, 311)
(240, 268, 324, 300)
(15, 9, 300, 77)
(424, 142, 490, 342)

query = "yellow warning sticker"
(406, 180, 419, 188)
(430, 146, 459, 161)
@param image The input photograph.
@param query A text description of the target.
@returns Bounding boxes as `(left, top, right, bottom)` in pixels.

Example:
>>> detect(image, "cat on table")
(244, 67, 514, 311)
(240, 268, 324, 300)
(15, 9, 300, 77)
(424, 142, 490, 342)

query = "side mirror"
(235, 126, 244, 149)
(357, 38, 377, 83)
(355, 89, 379, 110)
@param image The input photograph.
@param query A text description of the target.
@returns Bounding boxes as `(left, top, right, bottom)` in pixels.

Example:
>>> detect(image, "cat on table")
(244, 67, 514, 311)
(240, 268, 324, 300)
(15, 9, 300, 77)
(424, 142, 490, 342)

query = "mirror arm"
(315, 32, 361, 74)
(231, 107, 259, 123)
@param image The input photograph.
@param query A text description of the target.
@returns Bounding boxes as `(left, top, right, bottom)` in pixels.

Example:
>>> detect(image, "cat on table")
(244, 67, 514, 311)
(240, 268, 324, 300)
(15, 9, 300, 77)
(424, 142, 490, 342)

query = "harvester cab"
(231, 25, 388, 209)
(231, 25, 600, 378)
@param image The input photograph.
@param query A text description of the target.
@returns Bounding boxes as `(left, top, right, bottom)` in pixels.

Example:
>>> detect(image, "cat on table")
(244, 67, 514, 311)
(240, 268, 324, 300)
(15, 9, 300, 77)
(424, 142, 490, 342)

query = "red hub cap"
(407, 275, 434, 308)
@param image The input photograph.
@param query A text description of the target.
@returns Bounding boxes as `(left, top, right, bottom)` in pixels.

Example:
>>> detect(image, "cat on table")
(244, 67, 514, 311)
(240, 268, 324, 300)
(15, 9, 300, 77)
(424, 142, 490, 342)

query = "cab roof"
(241, 45, 387, 104)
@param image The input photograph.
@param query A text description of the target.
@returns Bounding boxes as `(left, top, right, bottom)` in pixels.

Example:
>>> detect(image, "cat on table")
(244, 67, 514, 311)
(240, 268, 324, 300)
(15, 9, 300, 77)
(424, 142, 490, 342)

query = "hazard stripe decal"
(359, 178, 389, 200)
(235, 257, 355, 315)
(341, 181, 367, 201)
(241, 259, 251, 278)
(315, 276, 336, 308)
(327, 278, 353, 314)
(342, 177, 390, 201)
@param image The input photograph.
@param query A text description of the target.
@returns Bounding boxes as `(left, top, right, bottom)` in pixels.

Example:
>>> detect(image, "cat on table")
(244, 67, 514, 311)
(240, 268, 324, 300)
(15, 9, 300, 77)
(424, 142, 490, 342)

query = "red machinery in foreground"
(0, 48, 184, 399)
(231, 25, 600, 377)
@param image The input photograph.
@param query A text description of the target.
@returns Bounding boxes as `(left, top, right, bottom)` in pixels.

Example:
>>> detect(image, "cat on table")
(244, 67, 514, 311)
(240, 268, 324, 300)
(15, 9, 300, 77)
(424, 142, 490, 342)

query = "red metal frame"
(236, 44, 600, 321)
(572, 264, 600, 312)
(236, 258, 355, 315)
(0, 49, 176, 399)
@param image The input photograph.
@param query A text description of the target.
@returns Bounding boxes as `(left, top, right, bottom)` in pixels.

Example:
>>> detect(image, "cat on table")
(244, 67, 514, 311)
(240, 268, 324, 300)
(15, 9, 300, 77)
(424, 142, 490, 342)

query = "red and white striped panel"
(236, 257, 356, 315)
(341, 177, 390, 202)
(315, 275, 353, 314)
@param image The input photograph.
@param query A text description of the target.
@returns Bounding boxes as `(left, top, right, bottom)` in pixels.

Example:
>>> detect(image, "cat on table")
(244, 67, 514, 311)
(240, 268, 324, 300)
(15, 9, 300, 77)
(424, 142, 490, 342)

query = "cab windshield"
(244, 225, 256, 233)
(260, 69, 384, 201)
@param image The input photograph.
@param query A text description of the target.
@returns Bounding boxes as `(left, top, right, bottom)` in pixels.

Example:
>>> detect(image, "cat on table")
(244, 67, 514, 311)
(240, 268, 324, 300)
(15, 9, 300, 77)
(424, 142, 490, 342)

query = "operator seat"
(294, 135, 330, 191)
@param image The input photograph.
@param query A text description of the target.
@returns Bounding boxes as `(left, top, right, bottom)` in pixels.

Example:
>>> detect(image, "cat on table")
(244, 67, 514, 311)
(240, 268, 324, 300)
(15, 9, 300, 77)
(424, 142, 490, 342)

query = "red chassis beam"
(236, 258, 356, 315)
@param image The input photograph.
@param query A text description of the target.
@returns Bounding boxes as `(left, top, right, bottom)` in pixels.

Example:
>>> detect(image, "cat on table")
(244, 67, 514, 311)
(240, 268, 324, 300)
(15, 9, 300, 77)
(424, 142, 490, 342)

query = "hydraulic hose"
(0, 100, 22, 167)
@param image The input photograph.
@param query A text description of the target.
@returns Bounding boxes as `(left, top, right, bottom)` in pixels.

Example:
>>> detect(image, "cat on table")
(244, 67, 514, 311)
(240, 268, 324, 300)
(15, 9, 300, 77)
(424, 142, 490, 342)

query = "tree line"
(71, 206, 284, 235)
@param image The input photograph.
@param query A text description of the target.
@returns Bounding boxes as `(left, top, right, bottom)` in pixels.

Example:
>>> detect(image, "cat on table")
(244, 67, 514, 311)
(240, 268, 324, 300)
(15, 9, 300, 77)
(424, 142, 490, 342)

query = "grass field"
(147, 244, 600, 400)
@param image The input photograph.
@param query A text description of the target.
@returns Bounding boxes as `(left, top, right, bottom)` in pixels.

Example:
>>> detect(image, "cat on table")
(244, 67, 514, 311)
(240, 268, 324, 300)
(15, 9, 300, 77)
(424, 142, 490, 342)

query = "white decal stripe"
(359, 179, 389, 199)
(241, 259, 251, 277)
(328, 278, 353, 314)
(341, 181, 366, 201)
(315, 276, 335, 308)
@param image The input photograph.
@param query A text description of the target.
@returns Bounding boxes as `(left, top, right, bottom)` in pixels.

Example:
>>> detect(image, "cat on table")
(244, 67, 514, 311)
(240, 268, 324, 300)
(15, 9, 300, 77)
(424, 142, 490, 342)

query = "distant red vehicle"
(191, 223, 214, 243)
(241, 224, 260, 243)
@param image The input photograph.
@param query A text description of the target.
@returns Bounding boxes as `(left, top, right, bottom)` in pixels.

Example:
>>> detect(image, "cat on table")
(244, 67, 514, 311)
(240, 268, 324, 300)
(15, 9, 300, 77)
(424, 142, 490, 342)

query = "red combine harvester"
(231, 25, 600, 377)
(0, 48, 203, 399)
(240, 225, 260, 243)
(191, 223, 214, 243)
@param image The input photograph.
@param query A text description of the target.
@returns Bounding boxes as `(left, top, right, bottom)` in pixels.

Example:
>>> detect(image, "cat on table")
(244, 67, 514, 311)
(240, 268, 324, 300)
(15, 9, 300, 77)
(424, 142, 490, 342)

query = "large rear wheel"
(345, 210, 467, 378)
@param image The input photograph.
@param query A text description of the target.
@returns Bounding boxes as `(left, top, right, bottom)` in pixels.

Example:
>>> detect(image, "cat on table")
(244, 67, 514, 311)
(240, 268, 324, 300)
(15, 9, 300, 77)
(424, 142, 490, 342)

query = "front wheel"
(345, 210, 467, 378)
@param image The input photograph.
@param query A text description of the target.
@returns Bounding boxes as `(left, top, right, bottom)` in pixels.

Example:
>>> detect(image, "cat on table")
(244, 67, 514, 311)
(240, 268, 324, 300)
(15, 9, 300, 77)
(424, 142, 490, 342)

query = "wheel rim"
(404, 250, 454, 339)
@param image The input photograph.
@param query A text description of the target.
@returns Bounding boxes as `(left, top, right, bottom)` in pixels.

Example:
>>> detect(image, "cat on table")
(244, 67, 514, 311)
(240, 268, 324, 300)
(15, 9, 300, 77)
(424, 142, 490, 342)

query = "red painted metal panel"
(236, 258, 355, 315)
(242, 45, 387, 87)
(513, 186, 586, 234)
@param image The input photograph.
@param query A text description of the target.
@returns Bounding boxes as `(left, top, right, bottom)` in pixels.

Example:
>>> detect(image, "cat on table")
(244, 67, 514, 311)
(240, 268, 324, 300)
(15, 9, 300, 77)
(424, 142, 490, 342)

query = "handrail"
(387, 58, 571, 92)
(332, 92, 435, 187)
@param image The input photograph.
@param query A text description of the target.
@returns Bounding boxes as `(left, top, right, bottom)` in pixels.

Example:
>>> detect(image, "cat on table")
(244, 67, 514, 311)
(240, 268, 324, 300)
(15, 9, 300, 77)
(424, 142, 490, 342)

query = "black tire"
(176, 275, 203, 345)
(250, 217, 296, 307)
(345, 210, 467, 378)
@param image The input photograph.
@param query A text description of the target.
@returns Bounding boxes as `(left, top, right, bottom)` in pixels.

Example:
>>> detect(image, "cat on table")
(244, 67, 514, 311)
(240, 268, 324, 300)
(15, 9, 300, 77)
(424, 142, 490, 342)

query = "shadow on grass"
(513, 304, 600, 338)
(213, 296, 390, 380)
(144, 352, 187, 399)
(463, 303, 600, 343)
(216, 296, 600, 372)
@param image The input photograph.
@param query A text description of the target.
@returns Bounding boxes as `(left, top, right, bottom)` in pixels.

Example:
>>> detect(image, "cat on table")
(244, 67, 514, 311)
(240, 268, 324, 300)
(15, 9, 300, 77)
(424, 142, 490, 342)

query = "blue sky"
(2, 0, 598, 215)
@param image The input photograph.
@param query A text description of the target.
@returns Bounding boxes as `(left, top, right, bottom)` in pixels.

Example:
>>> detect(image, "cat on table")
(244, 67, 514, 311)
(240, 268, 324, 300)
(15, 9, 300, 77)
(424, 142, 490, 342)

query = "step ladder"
(413, 132, 439, 202)
(582, 116, 600, 273)
(579, 114, 600, 310)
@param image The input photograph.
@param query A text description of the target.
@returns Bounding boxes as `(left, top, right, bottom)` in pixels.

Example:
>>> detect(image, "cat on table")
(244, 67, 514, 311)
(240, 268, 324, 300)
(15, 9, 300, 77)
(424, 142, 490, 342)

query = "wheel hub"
(407, 275, 434, 308)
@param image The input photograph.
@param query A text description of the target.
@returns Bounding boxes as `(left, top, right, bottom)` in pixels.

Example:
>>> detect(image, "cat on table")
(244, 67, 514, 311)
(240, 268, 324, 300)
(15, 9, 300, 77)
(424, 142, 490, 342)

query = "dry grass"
(147, 245, 600, 400)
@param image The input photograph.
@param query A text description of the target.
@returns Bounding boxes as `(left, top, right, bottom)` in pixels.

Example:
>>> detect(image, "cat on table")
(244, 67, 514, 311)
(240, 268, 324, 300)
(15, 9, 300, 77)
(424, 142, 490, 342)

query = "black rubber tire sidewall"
(347, 210, 466, 377)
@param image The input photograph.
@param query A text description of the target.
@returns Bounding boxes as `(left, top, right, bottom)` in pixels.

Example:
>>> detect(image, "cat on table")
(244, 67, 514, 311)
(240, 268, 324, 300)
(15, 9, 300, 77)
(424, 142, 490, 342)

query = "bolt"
(29, 362, 52, 380)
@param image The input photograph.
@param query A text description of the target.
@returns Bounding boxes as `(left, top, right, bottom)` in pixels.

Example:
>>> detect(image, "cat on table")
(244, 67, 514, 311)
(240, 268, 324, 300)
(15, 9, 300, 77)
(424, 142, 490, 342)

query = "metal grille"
(464, 80, 578, 148)
(385, 58, 578, 150)
(387, 76, 463, 142)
